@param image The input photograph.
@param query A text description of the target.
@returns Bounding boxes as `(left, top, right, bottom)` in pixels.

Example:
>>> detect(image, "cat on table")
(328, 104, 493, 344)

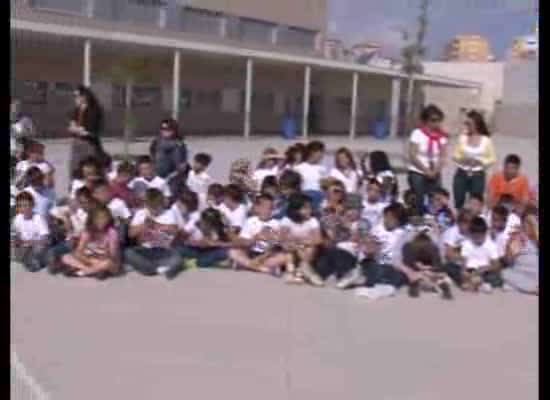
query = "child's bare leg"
(61, 254, 94, 273)
(87, 259, 117, 275)
(256, 253, 288, 273)
(228, 249, 256, 271)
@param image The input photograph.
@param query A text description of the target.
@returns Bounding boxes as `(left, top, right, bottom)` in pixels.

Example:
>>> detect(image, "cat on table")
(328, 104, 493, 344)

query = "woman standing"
(149, 118, 188, 179)
(452, 110, 496, 209)
(407, 104, 449, 214)
(68, 86, 106, 178)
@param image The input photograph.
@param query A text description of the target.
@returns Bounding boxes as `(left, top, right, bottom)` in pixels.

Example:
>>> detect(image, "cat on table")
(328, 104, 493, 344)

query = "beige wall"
(179, 0, 327, 31)
(423, 61, 503, 117)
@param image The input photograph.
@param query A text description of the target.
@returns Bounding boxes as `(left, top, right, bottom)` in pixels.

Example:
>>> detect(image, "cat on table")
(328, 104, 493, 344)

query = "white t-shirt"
(370, 224, 406, 264)
(329, 168, 361, 193)
(13, 213, 49, 242)
(293, 162, 327, 192)
(280, 217, 320, 239)
(253, 166, 279, 189)
(130, 208, 177, 248)
(493, 229, 510, 259)
(187, 170, 213, 197)
(108, 198, 132, 221)
(408, 128, 448, 175)
(69, 179, 86, 199)
(170, 204, 200, 235)
(461, 237, 499, 270)
(442, 225, 466, 249)
(129, 176, 171, 199)
(240, 216, 281, 253)
(218, 203, 248, 230)
(11, 185, 18, 208)
(361, 200, 387, 228)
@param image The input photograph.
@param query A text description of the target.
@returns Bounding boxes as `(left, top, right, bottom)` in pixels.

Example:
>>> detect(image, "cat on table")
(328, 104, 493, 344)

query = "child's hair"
(304, 140, 325, 161)
(178, 189, 199, 213)
(15, 191, 35, 207)
(383, 202, 409, 226)
(26, 166, 45, 187)
(334, 147, 357, 170)
(470, 193, 484, 204)
(136, 155, 153, 167)
(77, 156, 104, 179)
(224, 184, 245, 204)
(257, 147, 281, 169)
(279, 170, 302, 193)
(194, 153, 212, 167)
(431, 187, 450, 198)
(207, 183, 225, 200)
(284, 143, 306, 166)
(85, 205, 115, 234)
(469, 216, 488, 235)
(25, 141, 45, 156)
(286, 193, 313, 223)
(144, 188, 165, 210)
(366, 177, 382, 189)
(504, 154, 521, 167)
(254, 193, 274, 206)
(456, 208, 474, 224)
(75, 186, 93, 200)
(491, 205, 509, 219)
(91, 178, 110, 192)
(160, 118, 180, 137)
(369, 151, 393, 174)
(408, 233, 438, 266)
(498, 194, 515, 206)
(200, 208, 228, 241)
(260, 175, 279, 194)
(117, 161, 136, 176)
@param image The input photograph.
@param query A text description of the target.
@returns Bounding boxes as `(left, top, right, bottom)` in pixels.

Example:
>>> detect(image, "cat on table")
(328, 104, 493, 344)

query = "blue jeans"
(123, 247, 183, 276)
(177, 246, 228, 268)
(407, 171, 442, 215)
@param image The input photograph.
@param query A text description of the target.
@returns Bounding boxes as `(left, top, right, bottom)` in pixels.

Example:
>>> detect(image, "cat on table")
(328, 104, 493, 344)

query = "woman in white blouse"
(407, 105, 449, 214)
(452, 110, 496, 209)
(329, 147, 361, 193)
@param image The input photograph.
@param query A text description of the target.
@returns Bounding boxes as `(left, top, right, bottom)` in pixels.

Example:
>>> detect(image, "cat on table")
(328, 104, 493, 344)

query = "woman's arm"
(452, 137, 466, 164)
(107, 231, 120, 262)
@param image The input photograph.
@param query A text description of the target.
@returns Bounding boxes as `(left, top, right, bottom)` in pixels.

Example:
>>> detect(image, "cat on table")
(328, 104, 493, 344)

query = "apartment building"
(11, 0, 480, 138)
(443, 35, 494, 62)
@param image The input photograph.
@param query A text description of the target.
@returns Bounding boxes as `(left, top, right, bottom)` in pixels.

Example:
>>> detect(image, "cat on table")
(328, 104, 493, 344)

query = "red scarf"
(420, 126, 447, 159)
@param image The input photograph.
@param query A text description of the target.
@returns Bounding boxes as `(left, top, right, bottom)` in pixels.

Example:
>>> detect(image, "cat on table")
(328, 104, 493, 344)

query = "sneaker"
(165, 265, 183, 280)
(123, 264, 134, 273)
(355, 287, 381, 299)
(300, 264, 325, 287)
(284, 272, 304, 284)
(502, 283, 514, 292)
(376, 284, 397, 298)
(335, 268, 365, 290)
(439, 282, 454, 300)
(183, 259, 198, 270)
(480, 283, 493, 294)
(76, 270, 87, 277)
(156, 266, 171, 275)
(408, 281, 421, 298)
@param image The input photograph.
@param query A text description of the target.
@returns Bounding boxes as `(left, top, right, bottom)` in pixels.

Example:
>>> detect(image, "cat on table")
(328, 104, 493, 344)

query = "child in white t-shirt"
(293, 141, 327, 193)
(129, 156, 171, 204)
(15, 142, 55, 190)
(204, 183, 224, 211)
(69, 157, 104, 200)
(229, 194, 290, 275)
(329, 147, 361, 194)
(441, 209, 473, 286)
(280, 193, 324, 286)
(187, 153, 213, 203)
(171, 189, 201, 243)
(91, 179, 132, 224)
(12, 191, 50, 272)
(253, 148, 283, 191)
(218, 184, 248, 235)
(125, 189, 183, 280)
(460, 216, 502, 293)
(22, 166, 56, 218)
(361, 178, 387, 228)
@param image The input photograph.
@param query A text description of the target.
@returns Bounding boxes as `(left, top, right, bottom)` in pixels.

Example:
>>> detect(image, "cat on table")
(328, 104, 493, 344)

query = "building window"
(127, 0, 166, 6)
(30, 0, 87, 16)
(278, 26, 316, 50)
(238, 18, 274, 44)
(195, 89, 221, 112)
(53, 82, 75, 96)
(182, 7, 222, 36)
(113, 85, 162, 107)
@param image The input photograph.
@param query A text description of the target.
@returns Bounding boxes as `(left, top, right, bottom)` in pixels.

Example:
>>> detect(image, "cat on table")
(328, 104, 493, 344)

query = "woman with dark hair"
(149, 118, 188, 179)
(452, 110, 496, 209)
(407, 104, 448, 214)
(68, 85, 107, 177)
(283, 143, 306, 170)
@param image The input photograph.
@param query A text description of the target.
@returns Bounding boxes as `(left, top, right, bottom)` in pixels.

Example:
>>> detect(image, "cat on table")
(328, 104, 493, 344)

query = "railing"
(19, 0, 319, 52)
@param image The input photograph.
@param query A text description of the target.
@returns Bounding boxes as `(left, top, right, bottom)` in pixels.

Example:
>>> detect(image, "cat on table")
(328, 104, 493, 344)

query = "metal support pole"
(244, 58, 253, 139)
(302, 65, 311, 139)
(83, 39, 91, 87)
(349, 72, 359, 139)
(390, 78, 402, 137)
(172, 50, 181, 120)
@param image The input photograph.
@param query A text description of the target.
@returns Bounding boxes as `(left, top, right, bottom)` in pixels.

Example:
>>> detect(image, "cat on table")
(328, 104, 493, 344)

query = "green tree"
(400, 0, 430, 135)
(102, 56, 156, 158)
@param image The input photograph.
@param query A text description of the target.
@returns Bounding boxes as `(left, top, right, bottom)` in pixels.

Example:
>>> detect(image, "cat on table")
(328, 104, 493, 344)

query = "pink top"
(80, 227, 119, 260)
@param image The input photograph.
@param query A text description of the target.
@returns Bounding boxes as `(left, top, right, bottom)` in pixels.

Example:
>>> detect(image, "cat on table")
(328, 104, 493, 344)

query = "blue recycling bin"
(282, 115, 297, 140)
(372, 117, 390, 139)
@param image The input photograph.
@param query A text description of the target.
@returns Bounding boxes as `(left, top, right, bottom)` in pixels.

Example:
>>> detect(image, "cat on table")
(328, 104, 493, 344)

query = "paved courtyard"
(11, 135, 538, 399)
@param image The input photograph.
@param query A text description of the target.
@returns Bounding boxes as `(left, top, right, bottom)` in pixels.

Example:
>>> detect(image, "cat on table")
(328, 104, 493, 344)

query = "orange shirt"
(488, 172, 530, 207)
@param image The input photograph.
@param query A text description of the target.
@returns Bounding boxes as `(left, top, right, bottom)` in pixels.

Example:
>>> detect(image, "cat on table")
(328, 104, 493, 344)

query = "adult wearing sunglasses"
(407, 104, 448, 215)
(451, 110, 496, 209)
(68, 85, 107, 178)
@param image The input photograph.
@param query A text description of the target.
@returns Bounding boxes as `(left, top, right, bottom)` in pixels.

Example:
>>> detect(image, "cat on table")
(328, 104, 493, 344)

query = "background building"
(509, 35, 538, 60)
(442, 35, 494, 62)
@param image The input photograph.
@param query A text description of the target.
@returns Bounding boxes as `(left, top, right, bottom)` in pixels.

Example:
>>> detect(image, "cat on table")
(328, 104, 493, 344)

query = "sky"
(328, 0, 538, 60)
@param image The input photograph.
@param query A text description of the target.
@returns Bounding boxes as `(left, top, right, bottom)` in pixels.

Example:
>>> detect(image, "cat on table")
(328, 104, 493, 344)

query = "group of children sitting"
(10, 131, 539, 300)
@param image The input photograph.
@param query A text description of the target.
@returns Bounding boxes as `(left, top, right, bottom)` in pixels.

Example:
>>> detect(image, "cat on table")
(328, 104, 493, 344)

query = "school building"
(11, 0, 481, 138)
